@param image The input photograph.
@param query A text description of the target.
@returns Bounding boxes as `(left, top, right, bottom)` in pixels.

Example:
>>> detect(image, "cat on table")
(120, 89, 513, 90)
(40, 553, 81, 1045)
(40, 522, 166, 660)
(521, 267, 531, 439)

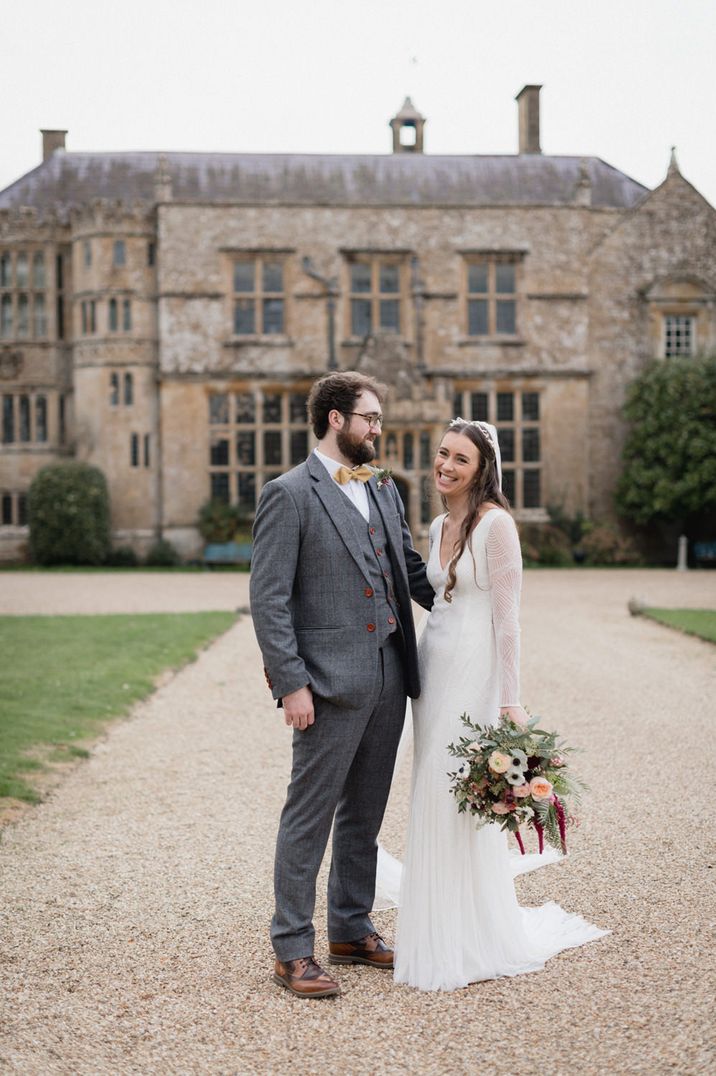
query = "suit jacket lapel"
(367, 479, 404, 557)
(308, 453, 372, 584)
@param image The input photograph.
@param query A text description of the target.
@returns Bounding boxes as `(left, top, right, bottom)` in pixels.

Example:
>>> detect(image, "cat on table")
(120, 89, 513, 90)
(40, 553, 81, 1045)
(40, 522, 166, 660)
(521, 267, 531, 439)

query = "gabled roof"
(0, 150, 648, 214)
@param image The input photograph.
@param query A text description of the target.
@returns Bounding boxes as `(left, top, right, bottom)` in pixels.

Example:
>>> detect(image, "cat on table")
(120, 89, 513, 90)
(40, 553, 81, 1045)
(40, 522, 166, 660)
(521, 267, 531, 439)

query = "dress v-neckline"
(436, 508, 501, 573)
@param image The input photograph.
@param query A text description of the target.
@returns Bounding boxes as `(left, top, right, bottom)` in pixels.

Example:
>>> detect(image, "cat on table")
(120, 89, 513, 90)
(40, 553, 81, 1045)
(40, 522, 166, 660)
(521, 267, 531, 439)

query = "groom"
(250, 371, 433, 998)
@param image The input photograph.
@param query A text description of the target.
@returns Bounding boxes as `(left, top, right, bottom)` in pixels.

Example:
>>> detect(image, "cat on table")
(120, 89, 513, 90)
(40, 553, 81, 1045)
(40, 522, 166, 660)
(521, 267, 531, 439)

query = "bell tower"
(390, 97, 426, 154)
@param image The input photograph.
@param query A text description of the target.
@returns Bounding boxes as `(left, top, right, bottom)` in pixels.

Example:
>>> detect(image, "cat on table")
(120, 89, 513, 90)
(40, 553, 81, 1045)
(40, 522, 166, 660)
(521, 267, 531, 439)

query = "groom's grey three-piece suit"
(250, 451, 433, 961)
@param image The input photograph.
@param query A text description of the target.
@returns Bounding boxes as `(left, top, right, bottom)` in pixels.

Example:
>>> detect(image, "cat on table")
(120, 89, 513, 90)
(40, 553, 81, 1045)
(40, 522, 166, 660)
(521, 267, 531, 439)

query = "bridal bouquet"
(447, 712, 585, 854)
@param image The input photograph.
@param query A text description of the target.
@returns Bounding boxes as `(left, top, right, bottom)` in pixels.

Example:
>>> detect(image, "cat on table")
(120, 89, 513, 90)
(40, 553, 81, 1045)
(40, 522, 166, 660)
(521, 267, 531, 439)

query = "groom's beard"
(337, 426, 376, 466)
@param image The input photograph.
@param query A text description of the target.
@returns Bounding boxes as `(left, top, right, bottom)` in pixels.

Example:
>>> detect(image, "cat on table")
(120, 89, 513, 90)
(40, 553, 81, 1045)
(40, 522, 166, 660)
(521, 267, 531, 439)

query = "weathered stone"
(0, 100, 713, 561)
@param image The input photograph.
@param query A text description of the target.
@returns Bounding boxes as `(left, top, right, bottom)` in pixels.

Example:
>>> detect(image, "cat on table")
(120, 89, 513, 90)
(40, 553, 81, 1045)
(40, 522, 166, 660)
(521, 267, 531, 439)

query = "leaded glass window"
(207, 386, 311, 512)
(466, 256, 518, 337)
(663, 315, 694, 357)
(348, 256, 403, 336)
(232, 257, 285, 335)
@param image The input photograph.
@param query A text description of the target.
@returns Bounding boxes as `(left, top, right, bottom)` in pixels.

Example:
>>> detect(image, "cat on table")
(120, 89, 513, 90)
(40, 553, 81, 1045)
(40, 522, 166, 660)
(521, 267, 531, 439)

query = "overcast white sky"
(2, 0, 715, 206)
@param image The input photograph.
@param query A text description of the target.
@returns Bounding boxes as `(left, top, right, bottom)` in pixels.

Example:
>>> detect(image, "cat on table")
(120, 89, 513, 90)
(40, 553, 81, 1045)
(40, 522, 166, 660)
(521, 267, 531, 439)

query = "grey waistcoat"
(359, 497, 400, 646)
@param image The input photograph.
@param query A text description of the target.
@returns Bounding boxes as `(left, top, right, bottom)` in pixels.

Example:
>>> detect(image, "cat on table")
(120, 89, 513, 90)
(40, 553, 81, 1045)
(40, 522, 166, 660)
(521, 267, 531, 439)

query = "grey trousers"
(271, 637, 406, 962)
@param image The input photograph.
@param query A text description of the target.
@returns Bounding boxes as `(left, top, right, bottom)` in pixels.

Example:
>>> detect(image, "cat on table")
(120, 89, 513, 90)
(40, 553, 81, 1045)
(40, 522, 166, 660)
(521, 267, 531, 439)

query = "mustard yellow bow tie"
(334, 464, 375, 485)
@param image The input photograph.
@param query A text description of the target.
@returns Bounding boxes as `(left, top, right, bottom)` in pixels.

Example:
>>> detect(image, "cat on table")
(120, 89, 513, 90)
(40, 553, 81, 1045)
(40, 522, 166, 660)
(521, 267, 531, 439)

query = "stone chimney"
(153, 154, 173, 202)
(41, 129, 67, 161)
(515, 86, 542, 155)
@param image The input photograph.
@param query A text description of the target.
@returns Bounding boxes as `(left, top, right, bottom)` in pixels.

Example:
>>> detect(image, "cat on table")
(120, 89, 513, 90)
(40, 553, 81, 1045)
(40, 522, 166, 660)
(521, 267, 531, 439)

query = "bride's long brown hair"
(440, 421, 511, 604)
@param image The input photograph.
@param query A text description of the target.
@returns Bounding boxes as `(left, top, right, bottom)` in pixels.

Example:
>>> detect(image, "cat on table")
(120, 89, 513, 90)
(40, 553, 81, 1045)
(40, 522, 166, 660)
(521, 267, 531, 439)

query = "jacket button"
(367, 623, 376, 632)
(364, 587, 374, 598)
(387, 616, 396, 625)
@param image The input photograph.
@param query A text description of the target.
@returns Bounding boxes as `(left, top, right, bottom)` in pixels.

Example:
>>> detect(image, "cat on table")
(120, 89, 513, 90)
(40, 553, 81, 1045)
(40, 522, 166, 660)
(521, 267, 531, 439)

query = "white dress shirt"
(314, 448, 370, 522)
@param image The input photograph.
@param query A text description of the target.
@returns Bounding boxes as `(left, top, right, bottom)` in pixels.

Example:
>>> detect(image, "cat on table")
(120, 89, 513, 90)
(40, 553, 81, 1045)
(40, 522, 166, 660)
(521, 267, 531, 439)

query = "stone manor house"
(1, 86, 714, 560)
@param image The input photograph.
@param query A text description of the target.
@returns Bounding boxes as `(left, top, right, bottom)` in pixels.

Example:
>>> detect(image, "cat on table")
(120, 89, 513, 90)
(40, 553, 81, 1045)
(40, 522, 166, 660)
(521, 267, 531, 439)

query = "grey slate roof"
(0, 150, 648, 213)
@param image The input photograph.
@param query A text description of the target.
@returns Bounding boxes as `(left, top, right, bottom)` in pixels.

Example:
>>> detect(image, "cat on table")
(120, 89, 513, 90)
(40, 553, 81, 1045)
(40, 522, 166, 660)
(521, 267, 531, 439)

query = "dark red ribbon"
(554, 796, 568, 854)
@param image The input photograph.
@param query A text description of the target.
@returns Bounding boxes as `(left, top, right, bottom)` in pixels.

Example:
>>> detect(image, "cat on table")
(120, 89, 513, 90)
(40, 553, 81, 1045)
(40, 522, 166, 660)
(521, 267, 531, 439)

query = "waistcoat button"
(367, 623, 376, 632)
(364, 587, 374, 598)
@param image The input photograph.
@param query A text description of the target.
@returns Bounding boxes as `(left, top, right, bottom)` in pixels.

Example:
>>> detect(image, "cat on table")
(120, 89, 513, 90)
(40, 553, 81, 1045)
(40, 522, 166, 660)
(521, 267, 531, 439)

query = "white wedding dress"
(388, 509, 608, 992)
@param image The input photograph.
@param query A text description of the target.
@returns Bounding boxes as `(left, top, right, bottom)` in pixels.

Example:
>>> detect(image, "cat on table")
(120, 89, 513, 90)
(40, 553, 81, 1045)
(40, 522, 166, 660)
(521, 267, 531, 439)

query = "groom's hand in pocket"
(282, 686, 315, 731)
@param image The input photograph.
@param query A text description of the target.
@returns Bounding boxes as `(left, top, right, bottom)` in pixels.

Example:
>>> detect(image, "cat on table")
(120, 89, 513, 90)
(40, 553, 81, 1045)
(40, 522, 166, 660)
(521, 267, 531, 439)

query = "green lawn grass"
(643, 608, 716, 645)
(0, 611, 236, 802)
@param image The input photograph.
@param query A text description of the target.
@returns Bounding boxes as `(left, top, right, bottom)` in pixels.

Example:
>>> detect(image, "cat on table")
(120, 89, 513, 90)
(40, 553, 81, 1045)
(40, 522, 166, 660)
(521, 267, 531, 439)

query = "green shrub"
(617, 353, 716, 528)
(580, 524, 641, 566)
(28, 462, 111, 566)
(547, 504, 588, 546)
(197, 499, 242, 543)
(106, 545, 139, 567)
(519, 523, 573, 566)
(145, 539, 180, 566)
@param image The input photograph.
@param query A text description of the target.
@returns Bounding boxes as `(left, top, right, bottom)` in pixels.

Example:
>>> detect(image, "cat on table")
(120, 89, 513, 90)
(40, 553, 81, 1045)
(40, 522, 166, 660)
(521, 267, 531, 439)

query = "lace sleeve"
(485, 511, 523, 707)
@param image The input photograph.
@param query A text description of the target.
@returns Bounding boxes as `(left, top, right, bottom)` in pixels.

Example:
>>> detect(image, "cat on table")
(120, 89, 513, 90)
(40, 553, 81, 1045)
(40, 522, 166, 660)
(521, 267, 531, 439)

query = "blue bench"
(203, 541, 252, 566)
(694, 542, 716, 566)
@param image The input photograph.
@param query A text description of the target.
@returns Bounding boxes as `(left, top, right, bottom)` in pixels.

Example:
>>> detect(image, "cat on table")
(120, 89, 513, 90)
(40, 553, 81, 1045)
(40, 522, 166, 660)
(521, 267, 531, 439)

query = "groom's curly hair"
(307, 371, 387, 439)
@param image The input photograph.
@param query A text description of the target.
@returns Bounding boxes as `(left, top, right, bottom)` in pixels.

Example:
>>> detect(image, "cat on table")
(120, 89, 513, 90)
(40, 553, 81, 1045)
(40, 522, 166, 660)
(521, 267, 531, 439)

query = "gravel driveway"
(0, 569, 714, 1075)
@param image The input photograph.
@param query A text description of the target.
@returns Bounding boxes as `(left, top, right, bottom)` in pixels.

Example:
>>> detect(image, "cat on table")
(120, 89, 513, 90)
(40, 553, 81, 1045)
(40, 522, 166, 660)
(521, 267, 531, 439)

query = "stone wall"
(587, 172, 716, 517)
(1, 163, 714, 561)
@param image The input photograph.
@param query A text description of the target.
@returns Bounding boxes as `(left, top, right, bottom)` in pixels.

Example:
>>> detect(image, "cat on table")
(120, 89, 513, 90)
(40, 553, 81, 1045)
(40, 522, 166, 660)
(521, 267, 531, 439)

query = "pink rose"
(488, 751, 511, 774)
(492, 801, 510, 815)
(513, 784, 531, 798)
(529, 776, 553, 800)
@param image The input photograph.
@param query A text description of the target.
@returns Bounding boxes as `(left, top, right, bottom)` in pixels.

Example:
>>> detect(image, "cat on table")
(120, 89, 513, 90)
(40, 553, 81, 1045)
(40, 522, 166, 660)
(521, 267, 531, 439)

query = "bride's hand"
(499, 705, 529, 726)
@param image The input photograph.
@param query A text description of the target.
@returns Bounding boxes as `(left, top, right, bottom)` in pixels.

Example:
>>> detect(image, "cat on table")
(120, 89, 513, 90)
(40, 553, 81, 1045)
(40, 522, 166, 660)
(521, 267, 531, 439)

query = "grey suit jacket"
(250, 453, 434, 709)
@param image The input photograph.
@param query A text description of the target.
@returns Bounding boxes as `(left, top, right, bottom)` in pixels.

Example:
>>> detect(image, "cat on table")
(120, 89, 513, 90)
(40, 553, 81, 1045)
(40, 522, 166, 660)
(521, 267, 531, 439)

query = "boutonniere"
(373, 467, 393, 490)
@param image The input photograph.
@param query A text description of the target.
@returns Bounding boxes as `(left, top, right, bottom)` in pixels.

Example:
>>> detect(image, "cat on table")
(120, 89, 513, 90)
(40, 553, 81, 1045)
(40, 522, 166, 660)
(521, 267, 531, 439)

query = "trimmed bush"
(580, 524, 641, 566)
(106, 545, 140, 567)
(28, 462, 111, 566)
(547, 504, 588, 547)
(519, 523, 573, 566)
(197, 499, 242, 543)
(145, 538, 180, 566)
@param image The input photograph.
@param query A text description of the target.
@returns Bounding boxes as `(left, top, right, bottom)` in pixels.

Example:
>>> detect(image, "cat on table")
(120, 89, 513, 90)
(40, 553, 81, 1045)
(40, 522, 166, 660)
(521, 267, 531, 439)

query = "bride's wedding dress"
(388, 509, 608, 992)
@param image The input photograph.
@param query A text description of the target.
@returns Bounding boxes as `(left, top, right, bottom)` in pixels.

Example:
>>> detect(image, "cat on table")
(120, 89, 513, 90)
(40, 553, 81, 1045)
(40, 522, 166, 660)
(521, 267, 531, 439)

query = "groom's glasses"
(345, 411, 384, 429)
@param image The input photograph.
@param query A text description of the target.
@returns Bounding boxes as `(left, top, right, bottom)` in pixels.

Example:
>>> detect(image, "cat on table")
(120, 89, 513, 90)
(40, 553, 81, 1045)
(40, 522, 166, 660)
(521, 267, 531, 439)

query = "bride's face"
(434, 431, 480, 500)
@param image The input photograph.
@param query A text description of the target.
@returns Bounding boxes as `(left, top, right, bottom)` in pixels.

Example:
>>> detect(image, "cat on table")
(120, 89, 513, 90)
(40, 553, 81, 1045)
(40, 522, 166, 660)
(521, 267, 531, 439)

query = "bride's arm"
(485, 512, 527, 719)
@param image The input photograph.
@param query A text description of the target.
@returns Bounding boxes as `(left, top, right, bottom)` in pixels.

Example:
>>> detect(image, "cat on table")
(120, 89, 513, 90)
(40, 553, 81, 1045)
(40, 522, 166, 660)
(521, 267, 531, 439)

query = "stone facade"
(1, 94, 714, 561)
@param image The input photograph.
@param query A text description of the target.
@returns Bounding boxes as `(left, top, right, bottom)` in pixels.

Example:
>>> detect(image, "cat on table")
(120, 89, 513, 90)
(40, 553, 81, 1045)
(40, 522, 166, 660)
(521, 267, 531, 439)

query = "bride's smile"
(434, 431, 480, 502)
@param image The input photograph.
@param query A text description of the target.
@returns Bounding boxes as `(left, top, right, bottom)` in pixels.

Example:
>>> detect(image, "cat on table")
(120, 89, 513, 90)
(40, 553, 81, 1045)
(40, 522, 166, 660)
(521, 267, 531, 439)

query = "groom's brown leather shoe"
(273, 957, 341, 998)
(328, 931, 394, 969)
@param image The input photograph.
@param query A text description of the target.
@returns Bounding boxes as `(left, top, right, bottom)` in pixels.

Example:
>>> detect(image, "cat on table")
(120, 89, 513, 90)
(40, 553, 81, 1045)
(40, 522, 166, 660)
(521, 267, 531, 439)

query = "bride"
(390, 418, 607, 992)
